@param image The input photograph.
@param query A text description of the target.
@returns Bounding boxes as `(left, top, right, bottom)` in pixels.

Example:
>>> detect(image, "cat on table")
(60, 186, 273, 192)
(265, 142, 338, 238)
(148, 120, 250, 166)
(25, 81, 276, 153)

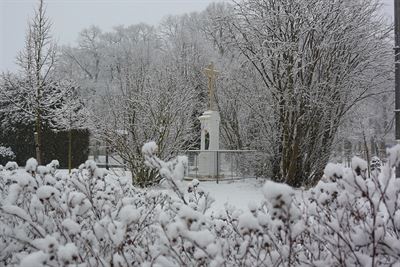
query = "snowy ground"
(196, 179, 266, 212)
(56, 168, 266, 213)
(152, 178, 267, 214)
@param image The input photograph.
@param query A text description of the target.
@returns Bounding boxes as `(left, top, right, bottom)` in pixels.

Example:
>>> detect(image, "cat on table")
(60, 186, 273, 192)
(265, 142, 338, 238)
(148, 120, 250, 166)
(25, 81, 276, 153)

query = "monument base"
(197, 151, 218, 178)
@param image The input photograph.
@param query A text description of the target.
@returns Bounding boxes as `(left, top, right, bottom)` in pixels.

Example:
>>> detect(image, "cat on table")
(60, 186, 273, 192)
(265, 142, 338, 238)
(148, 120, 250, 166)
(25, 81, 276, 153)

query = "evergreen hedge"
(0, 122, 89, 168)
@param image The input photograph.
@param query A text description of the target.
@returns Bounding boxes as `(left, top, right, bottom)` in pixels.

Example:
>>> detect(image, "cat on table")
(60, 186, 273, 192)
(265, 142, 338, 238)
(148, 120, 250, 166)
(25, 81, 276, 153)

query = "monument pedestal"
(197, 110, 220, 178)
(198, 151, 218, 178)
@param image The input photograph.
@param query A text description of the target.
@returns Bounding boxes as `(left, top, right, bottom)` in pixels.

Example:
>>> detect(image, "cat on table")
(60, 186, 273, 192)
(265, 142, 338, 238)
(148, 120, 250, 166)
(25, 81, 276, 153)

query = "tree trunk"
(68, 129, 72, 173)
(35, 111, 42, 165)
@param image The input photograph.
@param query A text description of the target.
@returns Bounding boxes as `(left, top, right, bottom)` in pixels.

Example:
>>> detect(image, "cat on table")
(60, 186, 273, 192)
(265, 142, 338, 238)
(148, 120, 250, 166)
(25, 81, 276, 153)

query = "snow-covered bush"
(0, 144, 217, 266)
(371, 156, 382, 174)
(0, 146, 15, 165)
(0, 146, 15, 159)
(1, 143, 400, 266)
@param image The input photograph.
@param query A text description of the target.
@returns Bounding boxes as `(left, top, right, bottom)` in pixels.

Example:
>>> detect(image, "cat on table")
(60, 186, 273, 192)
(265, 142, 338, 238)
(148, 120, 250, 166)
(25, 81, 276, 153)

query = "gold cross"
(204, 63, 219, 110)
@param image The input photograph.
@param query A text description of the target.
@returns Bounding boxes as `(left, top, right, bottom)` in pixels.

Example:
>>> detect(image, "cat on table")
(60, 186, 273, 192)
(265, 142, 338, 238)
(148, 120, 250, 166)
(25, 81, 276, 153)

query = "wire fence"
(88, 145, 127, 171)
(88, 144, 267, 182)
(183, 150, 267, 183)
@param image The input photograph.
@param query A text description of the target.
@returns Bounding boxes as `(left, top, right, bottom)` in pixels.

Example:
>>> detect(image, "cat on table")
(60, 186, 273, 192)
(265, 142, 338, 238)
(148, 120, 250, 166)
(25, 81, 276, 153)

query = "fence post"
(231, 153, 233, 180)
(105, 146, 109, 170)
(195, 152, 198, 179)
(216, 151, 219, 184)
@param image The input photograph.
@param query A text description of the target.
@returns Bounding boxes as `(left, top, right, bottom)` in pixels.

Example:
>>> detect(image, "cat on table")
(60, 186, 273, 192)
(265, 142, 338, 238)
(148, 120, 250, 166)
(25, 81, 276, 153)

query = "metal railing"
(183, 150, 266, 182)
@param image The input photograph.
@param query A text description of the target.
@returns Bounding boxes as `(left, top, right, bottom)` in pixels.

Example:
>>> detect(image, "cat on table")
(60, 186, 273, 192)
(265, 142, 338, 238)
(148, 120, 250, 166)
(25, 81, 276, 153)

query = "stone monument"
(198, 63, 220, 178)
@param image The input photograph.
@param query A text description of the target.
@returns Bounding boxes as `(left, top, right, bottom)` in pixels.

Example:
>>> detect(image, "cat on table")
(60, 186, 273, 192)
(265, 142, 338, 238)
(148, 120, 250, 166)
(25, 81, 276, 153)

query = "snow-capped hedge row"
(1, 142, 400, 266)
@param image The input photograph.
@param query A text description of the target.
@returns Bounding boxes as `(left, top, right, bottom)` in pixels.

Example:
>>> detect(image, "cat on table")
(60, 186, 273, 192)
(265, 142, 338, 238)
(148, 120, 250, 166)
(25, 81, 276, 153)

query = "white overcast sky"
(0, 0, 395, 72)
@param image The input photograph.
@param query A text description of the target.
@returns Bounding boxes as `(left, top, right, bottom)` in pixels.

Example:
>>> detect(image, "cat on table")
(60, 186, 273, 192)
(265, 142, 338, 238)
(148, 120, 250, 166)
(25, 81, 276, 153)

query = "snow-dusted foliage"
(0, 146, 15, 159)
(2, 143, 400, 266)
(0, 143, 216, 266)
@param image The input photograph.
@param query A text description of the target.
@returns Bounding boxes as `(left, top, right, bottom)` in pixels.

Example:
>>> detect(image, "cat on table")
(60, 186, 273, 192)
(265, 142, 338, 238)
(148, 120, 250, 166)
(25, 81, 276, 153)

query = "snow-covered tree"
(60, 22, 205, 186)
(207, 0, 392, 186)
(0, 0, 77, 165)
(334, 81, 393, 166)
(97, 61, 197, 187)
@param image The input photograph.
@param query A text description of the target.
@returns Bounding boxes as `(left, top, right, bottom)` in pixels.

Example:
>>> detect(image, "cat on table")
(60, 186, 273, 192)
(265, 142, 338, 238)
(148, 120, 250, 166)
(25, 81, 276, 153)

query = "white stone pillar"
(198, 110, 220, 178)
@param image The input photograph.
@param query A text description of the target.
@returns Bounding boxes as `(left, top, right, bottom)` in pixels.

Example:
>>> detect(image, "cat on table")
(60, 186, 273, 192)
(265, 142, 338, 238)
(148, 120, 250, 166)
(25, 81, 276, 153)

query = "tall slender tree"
(25, 0, 56, 164)
(16, 0, 55, 164)
(0, 0, 75, 165)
